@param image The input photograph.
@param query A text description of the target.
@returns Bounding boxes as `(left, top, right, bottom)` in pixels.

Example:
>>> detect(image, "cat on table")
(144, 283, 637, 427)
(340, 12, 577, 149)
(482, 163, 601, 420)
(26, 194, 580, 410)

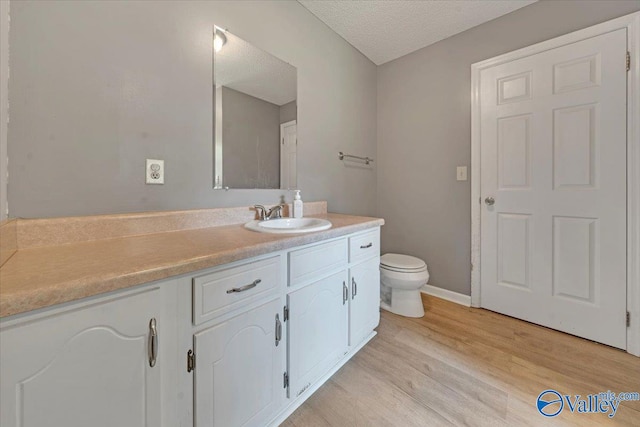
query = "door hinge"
(187, 349, 195, 373)
(627, 311, 631, 327)
(283, 305, 289, 322)
(283, 372, 289, 389)
(627, 51, 631, 72)
(282, 138, 284, 145)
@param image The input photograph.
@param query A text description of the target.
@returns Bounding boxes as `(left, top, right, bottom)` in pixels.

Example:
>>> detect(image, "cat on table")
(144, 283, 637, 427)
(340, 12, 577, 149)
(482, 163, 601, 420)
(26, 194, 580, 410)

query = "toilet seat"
(380, 253, 427, 272)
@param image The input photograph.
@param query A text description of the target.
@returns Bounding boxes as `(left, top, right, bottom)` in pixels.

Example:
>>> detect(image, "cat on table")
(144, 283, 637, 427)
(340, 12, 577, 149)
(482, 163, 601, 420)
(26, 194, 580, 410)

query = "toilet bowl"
(379, 253, 429, 318)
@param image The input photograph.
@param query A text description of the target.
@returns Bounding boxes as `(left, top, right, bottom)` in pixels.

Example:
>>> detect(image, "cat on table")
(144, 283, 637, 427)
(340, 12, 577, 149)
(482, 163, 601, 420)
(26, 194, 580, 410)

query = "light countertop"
(0, 213, 383, 318)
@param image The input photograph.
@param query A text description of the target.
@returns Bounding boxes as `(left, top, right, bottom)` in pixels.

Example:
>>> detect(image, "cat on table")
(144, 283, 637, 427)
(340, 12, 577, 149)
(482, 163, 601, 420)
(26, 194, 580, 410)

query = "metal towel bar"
(338, 152, 374, 165)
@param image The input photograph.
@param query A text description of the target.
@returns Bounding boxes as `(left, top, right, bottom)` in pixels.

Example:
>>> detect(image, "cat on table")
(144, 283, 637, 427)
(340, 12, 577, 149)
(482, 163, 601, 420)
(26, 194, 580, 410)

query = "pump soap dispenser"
(293, 190, 303, 218)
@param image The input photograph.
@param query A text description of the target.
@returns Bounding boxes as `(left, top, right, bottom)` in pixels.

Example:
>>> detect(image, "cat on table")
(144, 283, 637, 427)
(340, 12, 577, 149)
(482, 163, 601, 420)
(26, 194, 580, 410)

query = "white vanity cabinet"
(0, 225, 382, 427)
(0, 285, 168, 427)
(191, 254, 286, 427)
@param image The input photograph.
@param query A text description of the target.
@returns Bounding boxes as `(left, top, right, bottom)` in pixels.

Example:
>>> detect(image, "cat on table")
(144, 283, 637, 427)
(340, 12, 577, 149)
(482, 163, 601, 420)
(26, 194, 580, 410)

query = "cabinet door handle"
(148, 318, 158, 368)
(352, 277, 358, 299)
(275, 313, 282, 347)
(226, 279, 261, 294)
(360, 242, 373, 249)
(343, 281, 348, 305)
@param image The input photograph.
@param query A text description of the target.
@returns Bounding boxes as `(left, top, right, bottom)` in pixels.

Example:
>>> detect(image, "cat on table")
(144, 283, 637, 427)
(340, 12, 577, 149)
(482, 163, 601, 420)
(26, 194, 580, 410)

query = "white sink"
(245, 218, 332, 234)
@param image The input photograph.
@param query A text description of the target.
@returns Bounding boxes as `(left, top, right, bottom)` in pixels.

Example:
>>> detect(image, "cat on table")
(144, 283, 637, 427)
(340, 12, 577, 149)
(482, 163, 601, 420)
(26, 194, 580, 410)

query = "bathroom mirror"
(213, 27, 297, 190)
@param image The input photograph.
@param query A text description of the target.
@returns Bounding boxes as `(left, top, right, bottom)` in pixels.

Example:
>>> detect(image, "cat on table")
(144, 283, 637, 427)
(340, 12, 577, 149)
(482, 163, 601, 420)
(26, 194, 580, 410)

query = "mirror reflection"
(213, 27, 297, 190)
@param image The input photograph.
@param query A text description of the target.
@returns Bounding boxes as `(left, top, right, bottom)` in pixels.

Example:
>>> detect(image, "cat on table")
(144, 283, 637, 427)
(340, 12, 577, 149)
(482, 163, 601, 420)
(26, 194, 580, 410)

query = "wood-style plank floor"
(281, 294, 640, 426)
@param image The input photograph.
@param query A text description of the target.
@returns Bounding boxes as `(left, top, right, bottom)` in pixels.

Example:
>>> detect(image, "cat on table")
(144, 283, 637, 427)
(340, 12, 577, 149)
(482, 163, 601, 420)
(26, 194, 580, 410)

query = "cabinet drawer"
(288, 239, 347, 286)
(349, 228, 380, 264)
(193, 255, 281, 325)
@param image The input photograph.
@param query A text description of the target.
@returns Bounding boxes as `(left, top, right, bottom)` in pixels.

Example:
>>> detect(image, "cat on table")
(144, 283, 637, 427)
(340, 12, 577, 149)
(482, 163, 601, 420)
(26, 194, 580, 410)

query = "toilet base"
(380, 288, 425, 318)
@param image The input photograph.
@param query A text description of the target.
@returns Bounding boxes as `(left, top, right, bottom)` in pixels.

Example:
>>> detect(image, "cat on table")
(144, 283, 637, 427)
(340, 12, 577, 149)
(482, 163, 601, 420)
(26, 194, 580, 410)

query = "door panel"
(0, 288, 162, 427)
(280, 121, 297, 190)
(349, 257, 381, 347)
(194, 297, 284, 427)
(287, 271, 348, 399)
(497, 213, 532, 290)
(480, 29, 627, 348)
(498, 114, 531, 189)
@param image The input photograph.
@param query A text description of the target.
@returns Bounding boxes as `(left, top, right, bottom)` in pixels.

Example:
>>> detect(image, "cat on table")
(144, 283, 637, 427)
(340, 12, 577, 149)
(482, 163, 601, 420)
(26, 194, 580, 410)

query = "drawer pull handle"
(275, 313, 282, 346)
(226, 279, 261, 294)
(343, 281, 348, 305)
(360, 243, 373, 249)
(148, 318, 158, 368)
(352, 277, 358, 299)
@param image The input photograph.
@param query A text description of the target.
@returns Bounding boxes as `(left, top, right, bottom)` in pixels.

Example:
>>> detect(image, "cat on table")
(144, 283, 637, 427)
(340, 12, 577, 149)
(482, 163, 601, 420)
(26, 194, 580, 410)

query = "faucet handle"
(267, 204, 284, 219)
(253, 205, 267, 220)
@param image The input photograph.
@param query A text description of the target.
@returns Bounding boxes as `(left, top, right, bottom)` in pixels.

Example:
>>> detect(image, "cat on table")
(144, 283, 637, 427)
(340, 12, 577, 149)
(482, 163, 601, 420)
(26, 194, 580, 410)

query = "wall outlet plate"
(146, 159, 164, 184)
(456, 166, 468, 181)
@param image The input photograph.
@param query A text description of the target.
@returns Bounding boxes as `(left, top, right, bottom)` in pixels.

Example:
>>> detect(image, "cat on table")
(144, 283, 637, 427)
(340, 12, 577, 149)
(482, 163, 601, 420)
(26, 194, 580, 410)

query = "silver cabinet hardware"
(485, 196, 495, 206)
(342, 281, 348, 305)
(360, 242, 373, 249)
(226, 279, 261, 294)
(352, 277, 358, 299)
(148, 318, 158, 367)
(275, 313, 282, 346)
(187, 349, 195, 373)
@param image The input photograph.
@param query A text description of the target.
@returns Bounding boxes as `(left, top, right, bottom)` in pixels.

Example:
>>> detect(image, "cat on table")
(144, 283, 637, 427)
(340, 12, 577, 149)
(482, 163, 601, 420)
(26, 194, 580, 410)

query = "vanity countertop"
(0, 213, 383, 318)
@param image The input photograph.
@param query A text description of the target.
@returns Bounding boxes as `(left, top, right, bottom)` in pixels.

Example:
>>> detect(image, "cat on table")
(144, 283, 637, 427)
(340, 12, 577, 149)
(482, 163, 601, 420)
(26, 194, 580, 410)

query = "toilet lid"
(380, 253, 427, 271)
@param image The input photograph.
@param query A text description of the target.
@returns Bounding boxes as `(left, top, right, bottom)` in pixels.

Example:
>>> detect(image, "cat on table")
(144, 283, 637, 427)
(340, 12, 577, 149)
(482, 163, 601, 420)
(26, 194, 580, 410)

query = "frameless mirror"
(213, 27, 297, 190)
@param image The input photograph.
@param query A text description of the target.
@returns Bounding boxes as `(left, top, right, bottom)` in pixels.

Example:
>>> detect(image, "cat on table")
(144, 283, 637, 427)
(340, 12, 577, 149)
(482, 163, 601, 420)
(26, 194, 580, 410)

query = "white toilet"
(379, 253, 429, 318)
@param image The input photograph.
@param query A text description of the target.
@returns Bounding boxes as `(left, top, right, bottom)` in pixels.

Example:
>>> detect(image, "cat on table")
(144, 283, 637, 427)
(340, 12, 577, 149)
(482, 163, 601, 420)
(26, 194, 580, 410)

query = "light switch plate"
(146, 159, 164, 184)
(456, 166, 468, 181)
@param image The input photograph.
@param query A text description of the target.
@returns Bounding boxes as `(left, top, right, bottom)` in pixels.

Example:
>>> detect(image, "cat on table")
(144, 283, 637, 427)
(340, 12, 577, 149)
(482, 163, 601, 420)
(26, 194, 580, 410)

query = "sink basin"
(245, 218, 332, 234)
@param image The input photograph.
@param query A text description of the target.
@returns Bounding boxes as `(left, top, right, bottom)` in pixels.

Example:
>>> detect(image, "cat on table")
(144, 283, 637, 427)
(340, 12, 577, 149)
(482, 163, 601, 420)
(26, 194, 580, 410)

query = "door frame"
(470, 12, 640, 356)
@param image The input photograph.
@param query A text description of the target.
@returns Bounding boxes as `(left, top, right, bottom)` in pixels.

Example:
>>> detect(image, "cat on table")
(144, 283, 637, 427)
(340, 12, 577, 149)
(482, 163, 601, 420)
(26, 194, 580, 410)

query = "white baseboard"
(421, 285, 471, 307)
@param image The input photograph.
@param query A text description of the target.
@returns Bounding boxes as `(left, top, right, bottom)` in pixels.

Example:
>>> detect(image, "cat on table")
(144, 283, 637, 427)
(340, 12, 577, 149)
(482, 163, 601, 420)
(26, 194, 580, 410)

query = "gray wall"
(377, 0, 640, 296)
(279, 101, 297, 124)
(220, 87, 280, 189)
(8, 0, 377, 218)
(0, 0, 8, 221)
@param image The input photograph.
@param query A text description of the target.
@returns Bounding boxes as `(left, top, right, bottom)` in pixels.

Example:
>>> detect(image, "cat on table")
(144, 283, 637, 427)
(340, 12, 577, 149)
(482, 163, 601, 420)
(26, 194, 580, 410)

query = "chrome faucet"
(253, 204, 284, 221)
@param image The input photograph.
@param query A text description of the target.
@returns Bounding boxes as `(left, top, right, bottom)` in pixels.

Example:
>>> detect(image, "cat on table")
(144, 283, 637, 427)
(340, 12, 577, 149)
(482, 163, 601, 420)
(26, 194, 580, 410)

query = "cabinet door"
(194, 297, 285, 427)
(287, 270, 348, 399)
(0, 287, 163, 427)
(349, 257, 381, 347)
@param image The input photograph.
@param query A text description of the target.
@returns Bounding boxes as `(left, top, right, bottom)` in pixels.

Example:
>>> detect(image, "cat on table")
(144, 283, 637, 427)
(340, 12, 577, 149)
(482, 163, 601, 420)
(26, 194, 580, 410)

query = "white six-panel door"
(280, 120, 297, 190)
(480, 29, 627, 348)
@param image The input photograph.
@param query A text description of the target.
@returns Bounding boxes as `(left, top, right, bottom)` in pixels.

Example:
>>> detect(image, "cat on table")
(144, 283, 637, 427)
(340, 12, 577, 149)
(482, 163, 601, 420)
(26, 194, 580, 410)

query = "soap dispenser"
(292, 190, 303, 218)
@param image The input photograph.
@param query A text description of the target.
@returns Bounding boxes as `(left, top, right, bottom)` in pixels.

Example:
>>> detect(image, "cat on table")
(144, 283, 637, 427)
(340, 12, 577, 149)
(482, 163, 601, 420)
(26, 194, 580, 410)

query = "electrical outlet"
(456, 166, 468, 181)
(146, 159, 164, 184)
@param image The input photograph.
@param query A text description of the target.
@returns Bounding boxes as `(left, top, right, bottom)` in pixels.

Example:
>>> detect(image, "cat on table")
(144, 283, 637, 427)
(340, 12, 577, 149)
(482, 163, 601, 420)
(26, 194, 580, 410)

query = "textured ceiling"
(215, 30, 296, 106)
(298, 0, 537, 65)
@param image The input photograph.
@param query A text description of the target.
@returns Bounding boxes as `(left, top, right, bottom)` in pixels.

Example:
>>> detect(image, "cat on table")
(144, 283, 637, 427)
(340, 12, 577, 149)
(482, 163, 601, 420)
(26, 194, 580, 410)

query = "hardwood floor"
(281, 294, 640, 426)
